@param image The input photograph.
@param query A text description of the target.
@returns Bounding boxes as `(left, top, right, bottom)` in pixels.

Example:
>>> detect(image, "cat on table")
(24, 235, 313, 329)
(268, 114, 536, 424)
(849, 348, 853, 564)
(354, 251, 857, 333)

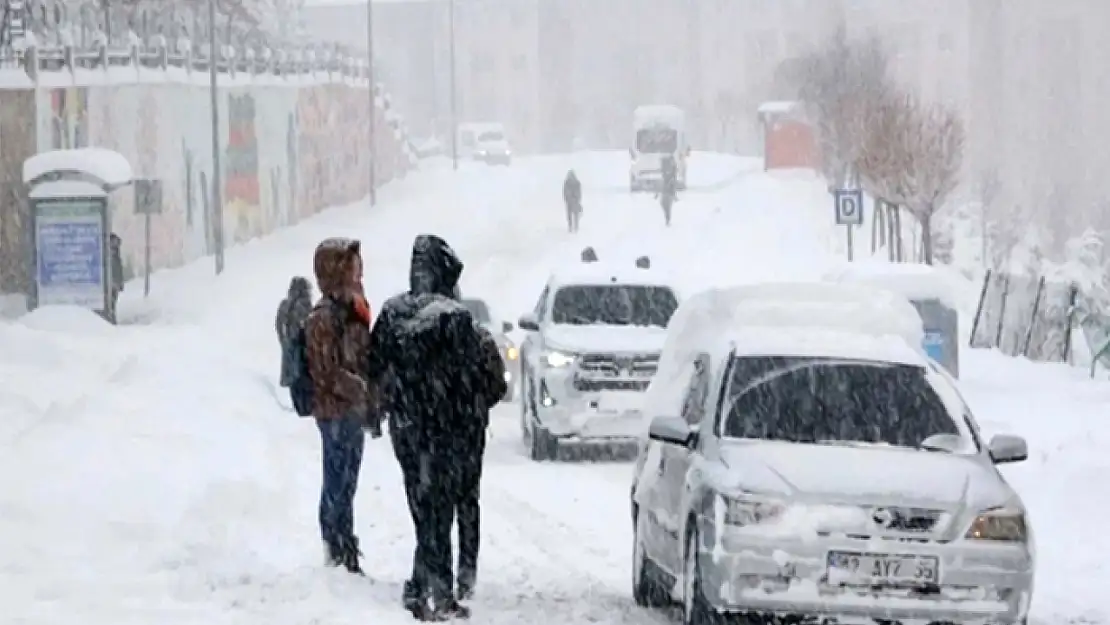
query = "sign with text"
(33, 198, 108, 309)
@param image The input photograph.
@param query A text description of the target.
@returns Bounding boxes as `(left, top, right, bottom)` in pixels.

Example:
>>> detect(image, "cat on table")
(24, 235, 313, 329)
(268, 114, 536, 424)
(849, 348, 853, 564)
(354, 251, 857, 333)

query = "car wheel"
(683, 526, 723, 625)
(520, 375, 532, 442)
(632, 506, 670, 607)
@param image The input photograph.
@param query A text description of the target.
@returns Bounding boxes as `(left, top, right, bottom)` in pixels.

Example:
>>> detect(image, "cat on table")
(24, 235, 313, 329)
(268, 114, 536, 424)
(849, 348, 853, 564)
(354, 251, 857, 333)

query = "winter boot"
(457, 569, 476, 600)
(340, 536, 364, 575)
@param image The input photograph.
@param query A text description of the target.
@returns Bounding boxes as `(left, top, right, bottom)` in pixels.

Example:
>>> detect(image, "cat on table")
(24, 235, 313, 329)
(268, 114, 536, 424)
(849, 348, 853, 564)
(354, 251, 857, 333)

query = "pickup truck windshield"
(551, 284, 677, 327)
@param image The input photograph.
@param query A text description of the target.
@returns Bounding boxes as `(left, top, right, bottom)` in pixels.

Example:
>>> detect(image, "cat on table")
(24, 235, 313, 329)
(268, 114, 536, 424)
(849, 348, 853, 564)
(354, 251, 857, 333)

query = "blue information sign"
(34, 199, 106, 309)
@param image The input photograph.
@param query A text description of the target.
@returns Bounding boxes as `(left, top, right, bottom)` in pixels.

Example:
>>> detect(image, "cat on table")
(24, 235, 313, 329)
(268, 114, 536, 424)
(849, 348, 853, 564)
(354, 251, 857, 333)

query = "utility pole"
(448, 0, 458, 170)
(366, 0, 377, 205)
(208, 0, 225, 274)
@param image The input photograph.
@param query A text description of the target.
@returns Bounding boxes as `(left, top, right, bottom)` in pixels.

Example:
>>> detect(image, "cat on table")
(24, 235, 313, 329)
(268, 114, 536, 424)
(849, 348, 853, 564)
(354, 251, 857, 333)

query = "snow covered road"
(1, 151, 1107, 625)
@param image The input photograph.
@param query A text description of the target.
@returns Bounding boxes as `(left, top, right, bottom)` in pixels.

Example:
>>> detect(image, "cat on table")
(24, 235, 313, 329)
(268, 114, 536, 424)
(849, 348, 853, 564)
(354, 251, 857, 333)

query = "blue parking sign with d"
(835, 188, 864, 226)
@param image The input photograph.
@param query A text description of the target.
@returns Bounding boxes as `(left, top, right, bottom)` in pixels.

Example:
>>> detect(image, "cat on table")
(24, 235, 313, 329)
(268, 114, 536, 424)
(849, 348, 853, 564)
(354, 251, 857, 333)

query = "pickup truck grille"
(577, 353, 659, 377)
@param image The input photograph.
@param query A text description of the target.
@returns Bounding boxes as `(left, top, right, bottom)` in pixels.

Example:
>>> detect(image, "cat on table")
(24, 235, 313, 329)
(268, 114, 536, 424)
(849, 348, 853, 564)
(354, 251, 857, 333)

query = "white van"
(457, 122, 512, 165)
(629, 105, 688, 192)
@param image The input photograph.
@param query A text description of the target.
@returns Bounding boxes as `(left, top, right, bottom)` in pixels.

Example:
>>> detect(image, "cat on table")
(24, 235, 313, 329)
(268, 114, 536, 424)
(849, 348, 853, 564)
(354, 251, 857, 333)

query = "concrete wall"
(0, 66, 413, 290)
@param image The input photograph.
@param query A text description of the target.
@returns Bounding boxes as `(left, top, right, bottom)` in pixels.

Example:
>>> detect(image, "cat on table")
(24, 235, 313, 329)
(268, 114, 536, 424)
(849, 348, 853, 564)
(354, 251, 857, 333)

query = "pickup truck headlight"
(719, 495, 786, 526)
(964, 507, 1028, 542)
(544, 349, 576, 368)
(505, 346, 518, 360)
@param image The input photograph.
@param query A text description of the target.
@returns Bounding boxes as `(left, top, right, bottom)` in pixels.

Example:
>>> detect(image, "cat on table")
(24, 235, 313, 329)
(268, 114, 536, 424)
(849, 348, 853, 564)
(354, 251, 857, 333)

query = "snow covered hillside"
(1, 152, 1106, 625)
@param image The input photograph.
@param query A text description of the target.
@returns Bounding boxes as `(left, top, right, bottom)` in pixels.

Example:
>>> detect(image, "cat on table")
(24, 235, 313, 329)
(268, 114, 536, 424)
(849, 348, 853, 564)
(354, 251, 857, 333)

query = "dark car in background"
(462, 296, 519, 402)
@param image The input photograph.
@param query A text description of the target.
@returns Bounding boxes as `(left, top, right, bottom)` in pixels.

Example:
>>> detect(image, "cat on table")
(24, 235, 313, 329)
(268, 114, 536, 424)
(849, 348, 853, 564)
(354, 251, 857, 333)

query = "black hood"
(409, 234, 463, 297)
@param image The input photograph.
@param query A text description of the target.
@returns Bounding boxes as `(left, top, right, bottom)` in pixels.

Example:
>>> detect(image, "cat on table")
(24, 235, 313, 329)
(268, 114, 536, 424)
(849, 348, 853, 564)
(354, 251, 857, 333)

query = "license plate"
(595, 393, 641, 413)
(826, 551, 940, 585)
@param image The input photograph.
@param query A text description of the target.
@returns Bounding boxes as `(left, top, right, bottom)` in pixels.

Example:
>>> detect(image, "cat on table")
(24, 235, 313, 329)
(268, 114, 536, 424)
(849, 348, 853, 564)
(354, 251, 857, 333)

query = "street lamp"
(208, 0, 225, 274)
(448, 0, 458, 170)
(366, 0, 377, 205)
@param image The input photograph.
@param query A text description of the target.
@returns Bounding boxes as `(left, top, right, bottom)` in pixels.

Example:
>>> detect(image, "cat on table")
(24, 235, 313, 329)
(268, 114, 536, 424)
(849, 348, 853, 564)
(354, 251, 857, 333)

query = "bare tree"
(859, 88, 964, 265)
(901, 97, 964, 265)
(782, 27, 892, 188)
(975, 166, 1001, 268)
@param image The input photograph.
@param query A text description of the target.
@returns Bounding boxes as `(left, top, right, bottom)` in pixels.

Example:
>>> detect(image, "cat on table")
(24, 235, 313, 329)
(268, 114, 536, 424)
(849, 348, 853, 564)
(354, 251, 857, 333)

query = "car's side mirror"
(988, 434, 1028, 464)
(501, 321, 514, 333)
(648, 416, 693, 447)
(518, 314, 540, 332)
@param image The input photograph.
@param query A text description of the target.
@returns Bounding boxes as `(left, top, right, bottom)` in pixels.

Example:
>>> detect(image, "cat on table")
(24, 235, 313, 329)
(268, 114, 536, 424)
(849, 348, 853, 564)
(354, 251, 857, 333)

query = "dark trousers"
(566, 202, 581, 232)
(317, 417, 365, 556)
(393, 427, 485, 604)
(456, 434, 485, 588)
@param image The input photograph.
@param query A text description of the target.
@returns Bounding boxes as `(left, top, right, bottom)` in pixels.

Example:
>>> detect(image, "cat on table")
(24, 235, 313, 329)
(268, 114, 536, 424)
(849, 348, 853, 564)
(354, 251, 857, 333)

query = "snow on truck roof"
(23, 148, 133, 189)
(550, 261, 675, 290)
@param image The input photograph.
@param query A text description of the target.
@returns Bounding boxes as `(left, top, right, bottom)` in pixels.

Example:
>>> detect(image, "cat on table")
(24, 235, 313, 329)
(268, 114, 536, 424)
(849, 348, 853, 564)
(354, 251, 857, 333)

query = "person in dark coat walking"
(304, 238, 377, 574)
(563, 170, 582, 233)
(275, 276, 314, 387)
(366, 234, 503, 620)
(108, 233, 125, 317)
(455, 324, 507, 600)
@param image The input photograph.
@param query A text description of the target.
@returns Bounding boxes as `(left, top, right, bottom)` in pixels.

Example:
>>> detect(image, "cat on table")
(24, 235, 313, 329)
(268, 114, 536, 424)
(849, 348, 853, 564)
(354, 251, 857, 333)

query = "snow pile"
(18, 305, 116, 335)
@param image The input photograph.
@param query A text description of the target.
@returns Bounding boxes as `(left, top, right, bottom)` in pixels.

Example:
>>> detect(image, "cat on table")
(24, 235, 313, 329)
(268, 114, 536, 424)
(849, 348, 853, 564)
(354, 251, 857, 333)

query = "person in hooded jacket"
(305, 237, 378, 574)
(366, 234, 504, 620)
(563, 170, 582, 233)
(275, 276, 314, 388)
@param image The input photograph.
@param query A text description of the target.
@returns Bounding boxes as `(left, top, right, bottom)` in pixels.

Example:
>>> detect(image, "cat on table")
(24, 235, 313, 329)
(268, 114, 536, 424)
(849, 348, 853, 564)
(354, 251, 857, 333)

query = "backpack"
(287, 304, 345, 417)
(287, 323, 315, 417)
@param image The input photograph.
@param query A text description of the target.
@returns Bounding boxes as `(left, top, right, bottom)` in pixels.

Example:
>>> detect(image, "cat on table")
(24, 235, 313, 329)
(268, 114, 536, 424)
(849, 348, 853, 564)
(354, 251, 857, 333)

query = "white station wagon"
(629, 283, 1034, 625)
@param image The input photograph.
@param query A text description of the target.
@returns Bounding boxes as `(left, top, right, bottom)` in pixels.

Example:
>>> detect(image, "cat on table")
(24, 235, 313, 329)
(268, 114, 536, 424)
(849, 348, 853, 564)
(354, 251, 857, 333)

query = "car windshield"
(478, 130, 504, 142)
(636, 127, 677, 153)
(551, 284, 678, 327)
(461, 298, 492, 324)
(720, 357, 962, 449)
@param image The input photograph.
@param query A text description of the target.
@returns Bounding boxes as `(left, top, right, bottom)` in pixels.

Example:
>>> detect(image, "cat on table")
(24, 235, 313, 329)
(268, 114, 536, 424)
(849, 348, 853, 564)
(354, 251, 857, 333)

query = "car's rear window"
(720, 356, 961, 449)
(551, 284, 678, 327)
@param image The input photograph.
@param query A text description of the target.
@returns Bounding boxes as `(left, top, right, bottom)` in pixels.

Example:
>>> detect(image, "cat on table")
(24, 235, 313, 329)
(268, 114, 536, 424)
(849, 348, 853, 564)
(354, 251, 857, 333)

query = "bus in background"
(629, 105, 688, 192)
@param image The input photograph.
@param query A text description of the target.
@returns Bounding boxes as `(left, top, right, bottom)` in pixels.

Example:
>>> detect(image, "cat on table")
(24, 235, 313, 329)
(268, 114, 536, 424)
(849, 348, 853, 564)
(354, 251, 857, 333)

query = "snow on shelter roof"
(23, 148, 134, 189)
(823, 261, 956, 307)
(29, 180, 107, 199)
(758, 100, 800, 115)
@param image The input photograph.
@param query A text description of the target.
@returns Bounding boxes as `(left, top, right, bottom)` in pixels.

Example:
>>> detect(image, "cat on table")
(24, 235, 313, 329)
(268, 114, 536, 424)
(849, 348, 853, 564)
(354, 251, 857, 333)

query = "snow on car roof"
(23, 148, 134, 188)
(685, 281, 923, 343)
(639, 281, 926, 426)
(727, 327, 927, 366)
(823, 261, 956, 307)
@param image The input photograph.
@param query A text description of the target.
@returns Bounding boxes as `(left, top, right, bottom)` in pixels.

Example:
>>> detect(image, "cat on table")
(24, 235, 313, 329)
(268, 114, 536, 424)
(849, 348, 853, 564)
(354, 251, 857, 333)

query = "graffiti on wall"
(9, 79, 407, 290)
(225, 93, 261, 243)
(49, 88, 89, 149)
(286, 113, 298, 222)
